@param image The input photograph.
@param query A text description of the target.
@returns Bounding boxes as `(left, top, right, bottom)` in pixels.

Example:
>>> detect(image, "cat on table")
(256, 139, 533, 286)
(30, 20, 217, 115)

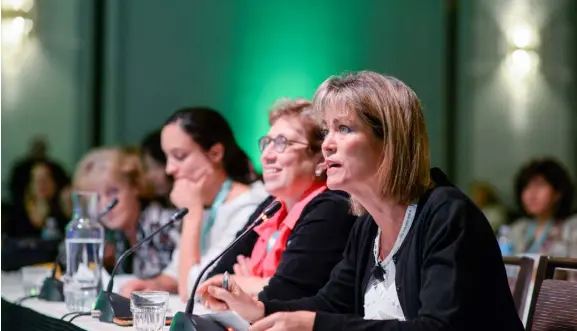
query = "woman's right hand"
(170, 167, 210, 210)
(197, 274, 265, 323)
(120, 279, 150, 298)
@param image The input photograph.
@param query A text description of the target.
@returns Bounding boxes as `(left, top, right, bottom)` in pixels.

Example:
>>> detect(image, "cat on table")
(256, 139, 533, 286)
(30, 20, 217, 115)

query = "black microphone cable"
(14, 294, 38, 305)
(66, 312, 91, 323)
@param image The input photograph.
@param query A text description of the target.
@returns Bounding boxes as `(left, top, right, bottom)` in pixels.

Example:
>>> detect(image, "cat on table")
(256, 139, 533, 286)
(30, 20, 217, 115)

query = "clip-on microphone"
(38, 198, 119, 302)
(94, 208, 189, 323)
(170, 200, 282, 331)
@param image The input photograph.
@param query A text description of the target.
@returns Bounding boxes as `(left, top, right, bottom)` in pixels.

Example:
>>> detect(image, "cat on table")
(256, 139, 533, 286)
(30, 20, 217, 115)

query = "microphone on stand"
(96, 197, 120, 230)
(170, 200, 282, 331)
(38, 198, 119, 302)
(94, 208, 189, 323)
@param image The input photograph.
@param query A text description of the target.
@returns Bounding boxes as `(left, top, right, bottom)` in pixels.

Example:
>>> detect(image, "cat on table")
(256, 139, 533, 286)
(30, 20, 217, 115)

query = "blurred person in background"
(120, 107, 268, 300)
(4, 160, 70, 239)
(508, 158, 577, 257)
(470, 180, 508, 232)
(141, 129, 173, 206)
(8, 136, 68, 205)
(201, 98, 357, 300)
(74, 146, 178, 278)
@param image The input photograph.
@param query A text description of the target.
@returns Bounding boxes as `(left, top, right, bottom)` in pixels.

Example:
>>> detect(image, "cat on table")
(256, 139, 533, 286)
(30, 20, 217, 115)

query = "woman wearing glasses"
(199, 98, 357, 301)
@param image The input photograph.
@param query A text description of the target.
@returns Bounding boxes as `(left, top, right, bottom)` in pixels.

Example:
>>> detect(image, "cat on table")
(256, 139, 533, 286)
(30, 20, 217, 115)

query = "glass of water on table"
(131, 291, 170, 331)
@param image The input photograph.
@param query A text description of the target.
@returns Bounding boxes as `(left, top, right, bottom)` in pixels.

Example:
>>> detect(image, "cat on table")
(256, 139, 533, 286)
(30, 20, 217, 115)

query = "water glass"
(22, 266, 52, 296)
(130, 291, 169, 331)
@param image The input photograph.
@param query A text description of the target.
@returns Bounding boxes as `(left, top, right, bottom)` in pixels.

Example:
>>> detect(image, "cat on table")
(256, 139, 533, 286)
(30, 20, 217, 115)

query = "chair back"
(504, 256, 534, 317)
(526, 257, 577, 331)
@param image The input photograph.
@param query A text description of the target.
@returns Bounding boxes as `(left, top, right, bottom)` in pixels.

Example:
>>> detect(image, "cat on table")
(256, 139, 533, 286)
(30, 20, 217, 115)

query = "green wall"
(103, 0, 447, 171)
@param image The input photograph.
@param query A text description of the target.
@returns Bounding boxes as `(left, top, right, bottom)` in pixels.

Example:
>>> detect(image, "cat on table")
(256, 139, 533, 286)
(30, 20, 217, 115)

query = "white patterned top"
(364, 203, 417, 321)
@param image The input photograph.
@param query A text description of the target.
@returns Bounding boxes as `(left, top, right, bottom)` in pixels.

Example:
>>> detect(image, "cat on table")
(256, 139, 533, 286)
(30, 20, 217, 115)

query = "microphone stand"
(170, 201, 281, 331)
(38, 198, 119, 302)
(94, 208, 188, 323)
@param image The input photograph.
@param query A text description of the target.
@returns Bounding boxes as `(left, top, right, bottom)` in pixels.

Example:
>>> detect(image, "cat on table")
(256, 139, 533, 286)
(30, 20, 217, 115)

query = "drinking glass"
(130, 291, 169, 331)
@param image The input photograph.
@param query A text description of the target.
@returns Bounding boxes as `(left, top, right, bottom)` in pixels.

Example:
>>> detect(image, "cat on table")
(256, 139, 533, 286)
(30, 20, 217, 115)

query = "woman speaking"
(198, 71, 524, 331)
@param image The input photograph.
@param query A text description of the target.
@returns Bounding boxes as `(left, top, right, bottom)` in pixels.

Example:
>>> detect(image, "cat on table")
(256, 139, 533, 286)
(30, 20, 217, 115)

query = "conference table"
(1, 271, 216, 331)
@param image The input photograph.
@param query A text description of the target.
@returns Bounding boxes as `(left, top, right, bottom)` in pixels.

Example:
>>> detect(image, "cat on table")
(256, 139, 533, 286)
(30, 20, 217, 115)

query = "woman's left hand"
(233, 255, 253, 277)
(248, 311, 316, 331)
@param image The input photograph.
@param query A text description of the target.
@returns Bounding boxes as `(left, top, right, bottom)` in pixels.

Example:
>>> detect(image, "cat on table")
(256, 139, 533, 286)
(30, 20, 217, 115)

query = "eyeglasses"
(258, 135, 308, 153)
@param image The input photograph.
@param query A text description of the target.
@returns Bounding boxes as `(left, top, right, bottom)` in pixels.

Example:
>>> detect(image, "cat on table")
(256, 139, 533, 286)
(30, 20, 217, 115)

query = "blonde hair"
(312, 71, 431, 215)
(73, 146, 152, 199)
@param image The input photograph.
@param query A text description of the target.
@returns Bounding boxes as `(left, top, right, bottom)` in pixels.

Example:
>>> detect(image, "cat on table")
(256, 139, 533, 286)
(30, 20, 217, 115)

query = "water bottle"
(41, 217, 62, 241)
(498, 225, 517, 279)
(498, 225, 514, 256)
(63, 192, 104, 312)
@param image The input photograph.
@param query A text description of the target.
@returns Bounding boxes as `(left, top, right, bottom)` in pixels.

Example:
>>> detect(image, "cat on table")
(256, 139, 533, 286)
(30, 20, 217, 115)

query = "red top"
(249, 182, 328, 277)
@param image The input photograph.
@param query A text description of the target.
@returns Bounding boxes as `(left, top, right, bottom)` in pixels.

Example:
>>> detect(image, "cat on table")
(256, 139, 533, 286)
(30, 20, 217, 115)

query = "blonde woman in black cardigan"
(198, 71, 524, 331)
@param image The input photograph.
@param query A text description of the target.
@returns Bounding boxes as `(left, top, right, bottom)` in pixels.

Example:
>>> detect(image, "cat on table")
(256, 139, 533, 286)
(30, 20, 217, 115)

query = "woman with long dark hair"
(121, 107, 267, 300)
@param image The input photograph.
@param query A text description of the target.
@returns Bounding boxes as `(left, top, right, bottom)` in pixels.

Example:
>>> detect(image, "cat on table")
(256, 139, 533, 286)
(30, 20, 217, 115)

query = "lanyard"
(525, 220, 553, 254)
(200, 178, 232, 254)
(373, 203, 418, 269)
(266, 230, 281, 254)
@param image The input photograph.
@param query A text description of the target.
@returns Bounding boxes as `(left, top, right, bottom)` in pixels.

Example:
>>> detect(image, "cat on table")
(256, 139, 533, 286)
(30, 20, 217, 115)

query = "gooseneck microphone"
(107, 207, 188, 292)
(95, 208, 189, 323)
(170, 200, 282, 331)
(38, 198, 120, 302)
(100, 198, 120, 217)
(97, 198, 120, 230)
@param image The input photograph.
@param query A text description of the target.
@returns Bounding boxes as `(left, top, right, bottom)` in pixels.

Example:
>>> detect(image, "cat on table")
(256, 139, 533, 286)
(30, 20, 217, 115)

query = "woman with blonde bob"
(74, 147, 178, 278)
(198, 71, 524, 331)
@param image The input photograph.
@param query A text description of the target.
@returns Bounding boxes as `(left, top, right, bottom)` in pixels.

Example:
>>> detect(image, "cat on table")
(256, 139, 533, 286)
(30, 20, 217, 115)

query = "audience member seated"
(7, 136, 68, 206)
(508, 158, 577, 257)
(73, 147, 178, 278)
(4, 160, 70, 239)
(198, 71, 524, 331)
(120, 107, 268, 300)
(469, 180, 508, 232)
(141, 129, 173, 206)
(202, 98, 357, 300)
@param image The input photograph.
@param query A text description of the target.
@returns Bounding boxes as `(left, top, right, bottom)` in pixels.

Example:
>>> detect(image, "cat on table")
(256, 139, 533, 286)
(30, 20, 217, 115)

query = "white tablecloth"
(1, 271, 212, 331)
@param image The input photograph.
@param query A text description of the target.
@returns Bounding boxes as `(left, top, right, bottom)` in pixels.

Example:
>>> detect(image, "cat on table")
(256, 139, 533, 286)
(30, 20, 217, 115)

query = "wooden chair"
(503, 256, 534, 318)
(526, 257, 577, 331)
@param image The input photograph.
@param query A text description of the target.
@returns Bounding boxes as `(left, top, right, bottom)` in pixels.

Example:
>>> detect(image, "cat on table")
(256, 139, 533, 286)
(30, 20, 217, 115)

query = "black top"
(3, 201, 69, 239)
(3, 157, 70, 239)
(208, 189, 358, 301)
(264, 168, 524, 331)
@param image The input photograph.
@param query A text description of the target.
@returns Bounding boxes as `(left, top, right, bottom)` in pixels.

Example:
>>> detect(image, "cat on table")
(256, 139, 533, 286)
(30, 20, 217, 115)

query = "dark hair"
(31, 160, 70, 195)
(164, 107, 256, 185)
(141, 129, 166, 165)
(514, 158, 575, 219)
(27, 160, 70, 219)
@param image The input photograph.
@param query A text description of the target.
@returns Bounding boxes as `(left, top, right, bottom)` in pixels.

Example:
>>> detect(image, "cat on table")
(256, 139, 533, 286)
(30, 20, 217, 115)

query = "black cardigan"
(208, 190, 358, 301)
(264, 169, 524, 331)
